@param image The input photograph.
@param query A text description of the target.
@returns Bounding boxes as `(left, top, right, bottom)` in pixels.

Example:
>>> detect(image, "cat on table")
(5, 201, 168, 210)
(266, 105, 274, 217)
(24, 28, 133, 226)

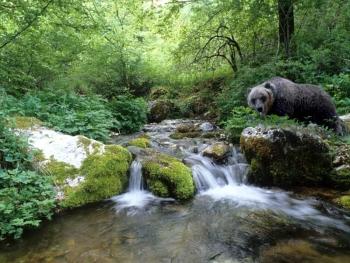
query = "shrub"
(0, 112, 33, 170)
(20, 89, 116, 141)
(109, 95, 148, 134)
(0, 169, 56, 240)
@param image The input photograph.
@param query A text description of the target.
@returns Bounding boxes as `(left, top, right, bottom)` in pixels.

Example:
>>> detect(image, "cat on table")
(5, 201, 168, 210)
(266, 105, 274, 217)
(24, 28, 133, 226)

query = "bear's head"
(247, 82, 276, 116)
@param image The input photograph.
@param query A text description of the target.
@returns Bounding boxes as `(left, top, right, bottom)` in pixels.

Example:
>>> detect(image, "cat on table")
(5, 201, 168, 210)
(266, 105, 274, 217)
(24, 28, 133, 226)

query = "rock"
(127, 136, 151, 148)
(199, 122, 214, 132)
(176, 123, 198, 133)
(19, 123, 132, 209)
(61, 145, 132, 208)
(148, 99, 175, 123)
(337, 195, 350, 209)
(169, 131, 201, 140)
(139, 149, 195, 200)
(202, 142, 231, 163)
(240, 127, 332, 188)
(149, 86, 169, 100)
(331, 144, 350, 189)
(340, 114, 350, 131)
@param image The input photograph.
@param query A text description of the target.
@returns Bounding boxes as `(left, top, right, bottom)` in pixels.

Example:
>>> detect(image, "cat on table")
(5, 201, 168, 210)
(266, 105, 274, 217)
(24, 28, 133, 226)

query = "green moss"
(77, 136, 102, 155)
(43, 159, 79, 185)
(338, 195, 350, 209)
(169, 131, 201, 139)
(241, 128, 332, 188)
(142, 151, 194, 200)
(128, 137, 151, 148)
(61, 145, 132, 208)
(32, 149, 45, 163)
(148, 179, 169, 197)
(13, 116, 42, 129)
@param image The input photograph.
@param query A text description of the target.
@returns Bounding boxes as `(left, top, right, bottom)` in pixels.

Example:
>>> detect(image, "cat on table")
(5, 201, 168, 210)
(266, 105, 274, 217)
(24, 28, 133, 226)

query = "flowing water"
(1, 119, 350, 263)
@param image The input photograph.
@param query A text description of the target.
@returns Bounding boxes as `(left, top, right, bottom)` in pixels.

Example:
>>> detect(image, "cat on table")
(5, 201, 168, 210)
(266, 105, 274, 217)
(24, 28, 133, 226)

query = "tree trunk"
(278, 0, 295, 58)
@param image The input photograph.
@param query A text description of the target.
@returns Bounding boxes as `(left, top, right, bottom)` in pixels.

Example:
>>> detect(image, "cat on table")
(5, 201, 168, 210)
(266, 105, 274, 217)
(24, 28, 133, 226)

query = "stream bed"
(1, 119, 350, 263)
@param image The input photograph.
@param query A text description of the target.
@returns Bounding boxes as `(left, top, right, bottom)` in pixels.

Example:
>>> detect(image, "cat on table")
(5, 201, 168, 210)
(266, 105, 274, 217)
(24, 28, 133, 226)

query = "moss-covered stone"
(202, 142, 231, 163)
(240, 127, 333, 188)
(77, 135, 103, 155)
(61, 145, 132, 208)
(13, 116, 42, 129)
(338, 195, 350, 209)
(148, 99, 175, 123)
(43, 159, 79, 185)
(141, 150, 194, 200)
(330, 143, 350, 188)
(128, 137, 151, 148)
(169, 131, 201, 139)
(149, 86, 170, 100)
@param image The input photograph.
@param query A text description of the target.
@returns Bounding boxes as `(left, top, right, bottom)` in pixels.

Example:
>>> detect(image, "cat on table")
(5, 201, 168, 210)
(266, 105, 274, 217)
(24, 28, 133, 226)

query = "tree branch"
(0, 0, 54, 50)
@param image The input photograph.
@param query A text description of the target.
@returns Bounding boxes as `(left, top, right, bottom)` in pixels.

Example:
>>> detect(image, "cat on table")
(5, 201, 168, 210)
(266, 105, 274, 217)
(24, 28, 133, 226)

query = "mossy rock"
(337, 195, 350, 209)
(61, 145, 132, 208)
(331, 144, 350, 188)
(128, 137, 151, 148)
(149, 86, 170, 100)
(169, 131, 201, 140)
(148, 99, 175, 123)
(202, 142, 231, 163)
(240, 127, 332, 188)
(43, 159, 79, 185)
(141, 150, 194, 200)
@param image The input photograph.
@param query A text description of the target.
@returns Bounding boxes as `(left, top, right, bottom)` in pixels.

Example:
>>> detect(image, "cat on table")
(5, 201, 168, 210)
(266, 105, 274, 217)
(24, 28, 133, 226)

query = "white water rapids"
(112, 152, 349, 231)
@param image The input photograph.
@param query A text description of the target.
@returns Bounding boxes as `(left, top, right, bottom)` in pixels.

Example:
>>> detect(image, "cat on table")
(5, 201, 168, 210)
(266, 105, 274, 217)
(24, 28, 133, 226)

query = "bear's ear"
(264, 82, 276, 96)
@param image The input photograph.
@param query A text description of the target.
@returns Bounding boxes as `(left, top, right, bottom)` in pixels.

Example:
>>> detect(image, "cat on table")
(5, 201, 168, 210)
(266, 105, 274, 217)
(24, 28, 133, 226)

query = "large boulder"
(148, 99, 175, 123)
(240, 127, 333, 188)
(137, 149, 195, 200)
(19, 121, 132, 209)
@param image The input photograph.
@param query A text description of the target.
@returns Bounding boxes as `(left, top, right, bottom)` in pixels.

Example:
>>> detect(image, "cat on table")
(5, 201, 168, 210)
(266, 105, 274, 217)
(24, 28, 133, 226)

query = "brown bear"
(247, 77, 345, 134)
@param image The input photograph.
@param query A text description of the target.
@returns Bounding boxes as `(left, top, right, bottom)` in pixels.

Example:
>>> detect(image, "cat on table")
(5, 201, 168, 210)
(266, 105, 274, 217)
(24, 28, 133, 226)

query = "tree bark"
(278, 0, 295, 58)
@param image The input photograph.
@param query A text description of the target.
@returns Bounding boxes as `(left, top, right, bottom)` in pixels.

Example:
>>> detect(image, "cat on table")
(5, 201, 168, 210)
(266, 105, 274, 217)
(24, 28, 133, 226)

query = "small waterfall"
(128, 160, 143, 191)
(187, 154, 249, 192)
(111, 160, 173, 214)
(187, 152, 350, 231)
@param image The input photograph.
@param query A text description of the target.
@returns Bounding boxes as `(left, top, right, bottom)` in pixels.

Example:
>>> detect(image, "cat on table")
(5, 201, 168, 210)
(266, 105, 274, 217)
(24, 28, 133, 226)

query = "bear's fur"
(247, 77, 344, 134)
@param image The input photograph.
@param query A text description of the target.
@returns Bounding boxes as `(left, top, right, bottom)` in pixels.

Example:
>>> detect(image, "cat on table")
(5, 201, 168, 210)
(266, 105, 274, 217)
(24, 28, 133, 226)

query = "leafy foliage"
(0, 169, 56, 240)
(0, 112, 33, 170)
(109, 96, 148, 134)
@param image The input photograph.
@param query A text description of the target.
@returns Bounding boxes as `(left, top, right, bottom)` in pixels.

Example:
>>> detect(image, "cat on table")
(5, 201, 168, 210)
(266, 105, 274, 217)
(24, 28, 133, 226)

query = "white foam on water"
(112, 160, 174, 214)
(190, 154, 350, 232)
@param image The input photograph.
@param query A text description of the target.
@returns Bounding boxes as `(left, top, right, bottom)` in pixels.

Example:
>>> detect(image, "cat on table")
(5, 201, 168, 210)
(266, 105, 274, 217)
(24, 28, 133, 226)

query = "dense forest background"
(1, 0, 350, 140)
(1, 0, 350, 240)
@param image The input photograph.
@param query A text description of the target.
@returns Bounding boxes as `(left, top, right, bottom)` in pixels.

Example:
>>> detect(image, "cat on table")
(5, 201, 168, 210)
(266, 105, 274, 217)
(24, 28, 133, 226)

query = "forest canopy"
(0, 0, 349, 124)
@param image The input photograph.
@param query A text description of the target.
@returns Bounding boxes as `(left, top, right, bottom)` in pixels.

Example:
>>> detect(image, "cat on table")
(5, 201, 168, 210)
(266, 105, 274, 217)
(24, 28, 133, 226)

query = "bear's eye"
(261, 96, 266, 102)
(251, 98, 256, 104)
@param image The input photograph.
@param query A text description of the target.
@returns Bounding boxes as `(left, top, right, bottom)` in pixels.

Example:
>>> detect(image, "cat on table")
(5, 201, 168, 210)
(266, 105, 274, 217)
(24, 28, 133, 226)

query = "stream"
(1, 119, 350, 262)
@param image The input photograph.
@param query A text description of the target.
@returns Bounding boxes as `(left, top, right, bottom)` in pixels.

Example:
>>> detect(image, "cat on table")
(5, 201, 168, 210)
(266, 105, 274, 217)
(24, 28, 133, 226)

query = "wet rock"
(176, 123, 198, 133)
(331, 144, 350, 189)
(240, 127, 332, 188)
(199, 122, 214, 132)
(138, 148, 195, 200)
(127, 136, 151, 148)
(337, 195, 350, 209)
(148, 99, 175, 123)
(202, 142, 231, 163)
